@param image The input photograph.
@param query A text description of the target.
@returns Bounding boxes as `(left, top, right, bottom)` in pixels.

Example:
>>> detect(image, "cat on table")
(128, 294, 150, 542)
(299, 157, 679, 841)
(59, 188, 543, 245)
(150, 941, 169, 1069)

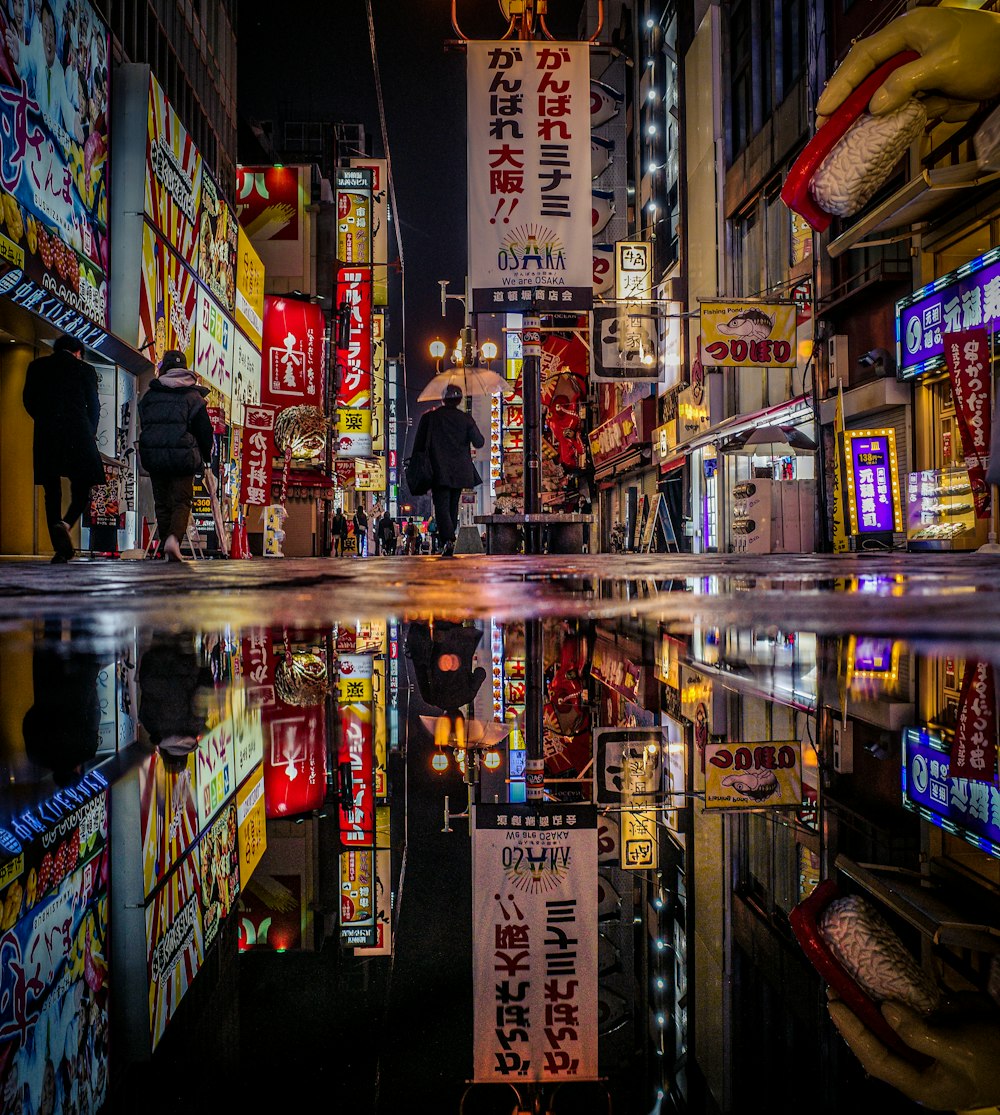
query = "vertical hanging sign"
(240, 405, 276, 506)
(467, 42, 594, 313)
(944, 329, 992, 517)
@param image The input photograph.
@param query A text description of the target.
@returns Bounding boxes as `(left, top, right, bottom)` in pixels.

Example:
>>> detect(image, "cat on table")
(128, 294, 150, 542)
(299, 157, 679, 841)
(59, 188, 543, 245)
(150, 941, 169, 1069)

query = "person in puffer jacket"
(137, 350, 214, 561)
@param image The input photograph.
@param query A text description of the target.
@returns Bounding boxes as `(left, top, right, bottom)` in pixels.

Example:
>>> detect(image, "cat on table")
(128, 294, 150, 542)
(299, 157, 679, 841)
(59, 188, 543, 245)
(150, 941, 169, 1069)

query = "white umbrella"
(417, 365, 516, 402)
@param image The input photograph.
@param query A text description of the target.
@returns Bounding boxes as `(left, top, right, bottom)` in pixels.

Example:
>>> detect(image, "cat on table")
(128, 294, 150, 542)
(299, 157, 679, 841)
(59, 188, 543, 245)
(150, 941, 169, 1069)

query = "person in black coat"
(412, 384, 485, 557)
(22, 334, 106, 563)
(137, 349, 213, 562)
(330, 507, 348, 557)
(376, 510, 396, 555)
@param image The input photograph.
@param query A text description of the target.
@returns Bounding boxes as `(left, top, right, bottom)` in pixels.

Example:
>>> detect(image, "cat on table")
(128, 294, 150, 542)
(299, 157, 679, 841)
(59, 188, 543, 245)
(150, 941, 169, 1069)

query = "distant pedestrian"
(137, 350, 213, 562)
(22, 333, 105, 563)
(376, 510, 396, 555)
(331, 507, 348, 556)
(404, 517, 419, 556)
(427, 515, 438, 554)
(353, 502, 369, 557)
(412, 384, 484, 557)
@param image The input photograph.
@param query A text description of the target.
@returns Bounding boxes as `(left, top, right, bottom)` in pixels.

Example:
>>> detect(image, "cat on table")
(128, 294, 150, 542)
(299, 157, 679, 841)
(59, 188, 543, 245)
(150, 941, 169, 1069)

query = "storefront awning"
(676, 393, 814, 454)
(828, 163, 1000, 260)
(659, 453, 686, 474)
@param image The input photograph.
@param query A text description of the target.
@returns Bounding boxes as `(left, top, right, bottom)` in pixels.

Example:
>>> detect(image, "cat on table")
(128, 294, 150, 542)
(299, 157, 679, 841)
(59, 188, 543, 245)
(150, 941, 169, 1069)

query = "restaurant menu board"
(472, 804, 598, 1083)
(0, 850, 110, 1115)
(199, 801, 239, 950)
(907, 467, 977, 548)
(146, 849, 204, 1050)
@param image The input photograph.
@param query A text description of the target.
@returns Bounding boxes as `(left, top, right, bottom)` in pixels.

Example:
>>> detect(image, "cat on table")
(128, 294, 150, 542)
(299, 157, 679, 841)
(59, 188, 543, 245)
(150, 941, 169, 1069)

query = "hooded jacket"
(137, 366, 213, 477)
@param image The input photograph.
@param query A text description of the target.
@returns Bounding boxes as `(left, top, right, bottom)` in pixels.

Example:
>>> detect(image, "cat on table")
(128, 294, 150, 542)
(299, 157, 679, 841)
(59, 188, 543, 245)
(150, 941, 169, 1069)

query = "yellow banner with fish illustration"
(700, 301, 797, 368)
(704, 740, 802, 809)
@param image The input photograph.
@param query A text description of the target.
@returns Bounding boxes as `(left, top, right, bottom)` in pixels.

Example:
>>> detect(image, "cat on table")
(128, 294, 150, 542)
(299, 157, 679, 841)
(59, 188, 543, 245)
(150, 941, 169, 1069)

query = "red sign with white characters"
(261, 295, 326, 408)
(944, 329, 992, 517)
(952, 660, 998, 783)
(261, 702, 326, 818)
(336, 267, 373, 410)
(239, 406, 276, 507)
(338, 702, 375, 845)
(240, 628, 275, 708)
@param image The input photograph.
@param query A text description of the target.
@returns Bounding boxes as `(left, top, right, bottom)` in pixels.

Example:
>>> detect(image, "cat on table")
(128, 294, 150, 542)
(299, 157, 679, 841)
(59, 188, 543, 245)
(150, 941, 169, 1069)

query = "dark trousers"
(333, 535, 346, 557)
(432, 486, 462, 544)
(39, 471, 90, 549)
(150, 472, 194, 543)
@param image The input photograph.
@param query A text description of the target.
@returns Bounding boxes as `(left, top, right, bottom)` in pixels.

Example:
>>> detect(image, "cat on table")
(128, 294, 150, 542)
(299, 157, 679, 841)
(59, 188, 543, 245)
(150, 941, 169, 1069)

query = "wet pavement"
(0, 552, 999, 1113)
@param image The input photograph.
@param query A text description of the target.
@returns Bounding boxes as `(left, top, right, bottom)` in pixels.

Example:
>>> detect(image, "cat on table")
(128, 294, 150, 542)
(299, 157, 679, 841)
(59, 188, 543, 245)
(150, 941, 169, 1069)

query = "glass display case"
(906, 467, 977, 550)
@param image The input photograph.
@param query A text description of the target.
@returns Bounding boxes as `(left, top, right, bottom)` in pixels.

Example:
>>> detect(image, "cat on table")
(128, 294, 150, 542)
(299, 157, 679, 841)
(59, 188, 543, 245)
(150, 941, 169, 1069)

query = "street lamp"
(429, 338, 447, 371)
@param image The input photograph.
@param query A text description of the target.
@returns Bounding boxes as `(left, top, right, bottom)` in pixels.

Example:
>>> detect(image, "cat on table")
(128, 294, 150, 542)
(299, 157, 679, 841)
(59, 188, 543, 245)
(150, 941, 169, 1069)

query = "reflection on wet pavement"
(0, 556, 999, 1113)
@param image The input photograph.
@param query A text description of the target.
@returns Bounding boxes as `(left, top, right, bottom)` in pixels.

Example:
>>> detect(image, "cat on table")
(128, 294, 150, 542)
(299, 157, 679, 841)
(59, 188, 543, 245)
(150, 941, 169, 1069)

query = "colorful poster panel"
(198, 170, 237, 311)
(138, 222, 197, 368)
(0, 849, 109, 1115)
(199, 801, 239, 950)
(145, 72, 203, 267)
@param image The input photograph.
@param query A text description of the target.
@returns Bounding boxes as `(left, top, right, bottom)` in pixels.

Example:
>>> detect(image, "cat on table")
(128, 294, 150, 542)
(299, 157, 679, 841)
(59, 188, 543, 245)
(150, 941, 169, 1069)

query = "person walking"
(404, 517, 419, 555)
(137, 349, 213, 562)
(22, 333, 105, 563)
(353, 502, 369, 557)
(411, 384, 485, 557)
(331, 506, 348, 557)
(427, 515, 438, 554)
(376, 510, 396, 556)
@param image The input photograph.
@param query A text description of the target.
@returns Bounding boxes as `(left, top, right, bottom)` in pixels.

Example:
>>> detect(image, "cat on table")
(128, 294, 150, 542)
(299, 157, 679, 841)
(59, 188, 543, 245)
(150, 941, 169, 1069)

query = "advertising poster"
(138, 222, 198, 367)
(198, 170, 237, 311)
(338, 654, 374, 703)
(236, 765, 266, 891)
(239, 404, 276, 508)
(354, 847, 392, 956)
(0, 0, 111, 330)
(348, 157, 389, 304)
(235, 226, 264, 349)
(335, 166, 372, 263)
(588, 406, 639, 470)
(355, 458, 385, 491)
(139, 749, 198, 899)
(195, 719, 236, 833)
(145, 72, 203, 268)
(699, 302, 797, 368)
(0, 771, 107, 937)
(0, 850, 109, 1115)
(844, 429, 903, 534)
(195, 286, 234, 399)
(260, 294, 326, 409)
(236, 164, 304, 277)
(473, 804, 598, 1083)
(467, 41, 593, 313)
(232, 329, 262, 427)
(199, 801, 239, 950)
(146, 848, 203, 1050)
(336, 265, 373, 410)
(372, 313, 385, 451)
(704, 741, 802, 809)
(952, 660, 998, 783)
(944, 329, 992, 517)
(338, 701, 374, 846)
(340, 848, 376, 947)
(233, 705, 264, 786)
(238, 873, 302, 951)
(336, 407, 373, 458)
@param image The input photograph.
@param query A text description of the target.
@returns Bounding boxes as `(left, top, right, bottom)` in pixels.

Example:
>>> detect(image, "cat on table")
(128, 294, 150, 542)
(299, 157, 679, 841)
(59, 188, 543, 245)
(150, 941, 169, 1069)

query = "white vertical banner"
(473, 803, 598, 1083)
(467, 42, 594, 314)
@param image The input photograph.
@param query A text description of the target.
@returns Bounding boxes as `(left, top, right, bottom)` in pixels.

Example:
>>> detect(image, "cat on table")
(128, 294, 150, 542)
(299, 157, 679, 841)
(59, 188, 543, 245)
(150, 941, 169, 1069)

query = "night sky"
(237, 0, 587, 418)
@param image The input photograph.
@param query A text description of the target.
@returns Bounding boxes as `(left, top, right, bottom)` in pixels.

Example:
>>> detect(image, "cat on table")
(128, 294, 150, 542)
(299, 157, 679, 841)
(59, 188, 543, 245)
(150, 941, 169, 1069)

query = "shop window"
(729, 0, 753, 156)
(779, 0, 805, 95)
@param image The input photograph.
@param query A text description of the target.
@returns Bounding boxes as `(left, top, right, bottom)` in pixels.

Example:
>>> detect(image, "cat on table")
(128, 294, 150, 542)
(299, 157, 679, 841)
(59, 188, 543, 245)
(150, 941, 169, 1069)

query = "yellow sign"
(705, 741, 802, 809)
(236, 766, 267, 890)
(355, 457, 386, 491)
(372, 314, 385, 452)
(374, 659, 387, 798)
(622, 808, 658, 869)
(235, 226, 264, 349)
(336, 408, 372, 435)
(700, 301, 797, 368)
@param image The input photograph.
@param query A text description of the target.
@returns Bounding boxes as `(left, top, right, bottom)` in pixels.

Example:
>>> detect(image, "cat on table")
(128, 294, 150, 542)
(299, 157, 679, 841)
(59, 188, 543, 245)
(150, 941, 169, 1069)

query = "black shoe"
(50, 551, 70, 564)
(441, 541, 455, 558)
(51, 521, 74, 561)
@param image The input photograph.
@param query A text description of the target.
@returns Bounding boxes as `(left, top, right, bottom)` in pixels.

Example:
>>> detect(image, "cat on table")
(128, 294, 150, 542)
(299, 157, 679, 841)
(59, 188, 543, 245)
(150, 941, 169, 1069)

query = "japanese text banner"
(473, 804, 597, 1083)
(467, 42, 593, 314)
(240, 405, 276, 507)
(944, 329, 992, 517)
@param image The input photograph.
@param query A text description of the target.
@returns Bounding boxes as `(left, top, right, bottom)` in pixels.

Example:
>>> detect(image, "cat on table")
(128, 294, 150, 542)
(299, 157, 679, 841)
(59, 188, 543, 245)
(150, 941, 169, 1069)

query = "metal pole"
(524, 618, 544, 767)
(522, 313, 542, 553)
